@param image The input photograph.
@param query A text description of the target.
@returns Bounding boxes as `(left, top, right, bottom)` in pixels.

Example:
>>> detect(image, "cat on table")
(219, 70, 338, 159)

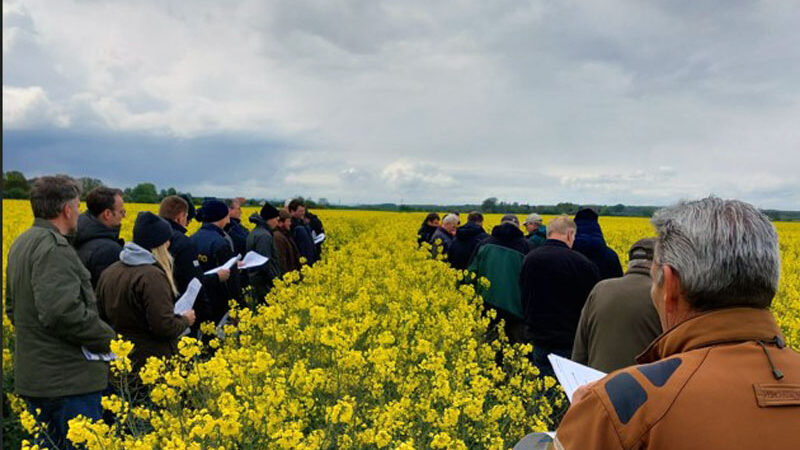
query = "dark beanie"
(260, 203, 280, 220)
(574, 208, 599, 222)
(179, 194, 196, 222)
(197, 199, 228, 223)
(133, 212, 173, 250)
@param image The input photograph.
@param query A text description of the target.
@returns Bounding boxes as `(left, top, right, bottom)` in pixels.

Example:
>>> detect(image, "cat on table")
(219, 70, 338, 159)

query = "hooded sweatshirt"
(572, 209, 623, 280)
(96, 242, 189, 371)
(74, 212, 124, 288)
(448, 222, 488, 270)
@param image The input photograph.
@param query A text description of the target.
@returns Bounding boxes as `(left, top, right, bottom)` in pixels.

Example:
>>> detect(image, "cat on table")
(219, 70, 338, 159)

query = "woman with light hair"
(97, 212, 196, 372)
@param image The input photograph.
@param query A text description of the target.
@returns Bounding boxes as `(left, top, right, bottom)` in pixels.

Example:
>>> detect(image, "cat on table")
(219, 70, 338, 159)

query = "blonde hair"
(151, 243, 178, 296)
(547, 215, 576, 237)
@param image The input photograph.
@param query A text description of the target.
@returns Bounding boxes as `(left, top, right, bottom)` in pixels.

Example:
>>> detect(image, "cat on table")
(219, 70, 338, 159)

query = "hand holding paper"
(547, 354, 607, 403)
(174, 278, 201, 315)
(240, 251, 269, 269)
(204, 255, 241, 276)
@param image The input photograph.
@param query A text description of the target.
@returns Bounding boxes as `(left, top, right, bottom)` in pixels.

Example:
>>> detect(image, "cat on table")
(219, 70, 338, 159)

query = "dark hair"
(288, 199, 305, 212)
(30, 175, 81, 219)
(424, 213, 440, 225)
(86, 186, 123, 217)
(159, 195, 189, 221)
(278, 209, 292, 221)
(467, 211, 483, 223)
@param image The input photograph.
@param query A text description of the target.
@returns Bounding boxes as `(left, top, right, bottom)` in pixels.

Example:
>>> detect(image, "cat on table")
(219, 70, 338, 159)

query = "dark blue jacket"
(572, 210, 623, 281)
(166, 219, 214, 331)
(224, 217, 249, 258)
(190, 223, 241, 324)
(291, 218, 317, 266)
(448, 222, 488, 270)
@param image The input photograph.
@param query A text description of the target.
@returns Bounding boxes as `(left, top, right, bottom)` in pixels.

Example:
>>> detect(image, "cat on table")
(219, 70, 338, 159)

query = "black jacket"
(74, 212, 124, 288)
(224, 217, 249, 257)
(417, 223, 437, 247)
(572, 210, 623, 280)
(306, 211, 325, 255)
(291, 218, 317, 266)
(190, 223, 241, 324)
(474, 222, 533, 257)
(447, 222, 488, 270)
(520, 239, 600, 349)
(246, 213, 283, 300)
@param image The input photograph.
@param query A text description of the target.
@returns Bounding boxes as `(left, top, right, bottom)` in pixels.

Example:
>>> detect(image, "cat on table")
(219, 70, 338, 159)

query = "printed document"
(203, 255, 241, 275)
(314, 233, 326, 245)
(548, 354, 607, 403)
(174, 278, 201, 315)
(240, 251, 269, 269)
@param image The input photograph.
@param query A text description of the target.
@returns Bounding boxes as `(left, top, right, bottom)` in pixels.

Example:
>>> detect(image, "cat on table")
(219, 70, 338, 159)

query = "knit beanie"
(133, 211, 173, 250)
(574, 208, 599, 222)
(197, 199, 228, 223)
(260, 203, 280, 220)
(179, 193, 196, 222)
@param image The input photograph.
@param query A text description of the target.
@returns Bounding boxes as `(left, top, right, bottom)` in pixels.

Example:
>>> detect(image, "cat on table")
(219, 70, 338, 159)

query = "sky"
(3, 0, 800, 208)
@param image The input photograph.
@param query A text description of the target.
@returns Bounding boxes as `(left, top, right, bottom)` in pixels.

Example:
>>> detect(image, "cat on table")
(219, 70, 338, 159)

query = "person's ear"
(662, 265, 682, 319)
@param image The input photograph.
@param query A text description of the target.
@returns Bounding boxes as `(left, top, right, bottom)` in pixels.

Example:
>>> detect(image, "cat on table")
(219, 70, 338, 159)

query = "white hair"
(442, 214, 459, 226)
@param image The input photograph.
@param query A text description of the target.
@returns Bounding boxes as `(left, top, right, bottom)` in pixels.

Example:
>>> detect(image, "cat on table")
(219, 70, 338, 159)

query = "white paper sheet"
(82, 346, 117, 361)
(513, 432, 557, 450)
(313, 233, 326, 245)
(174, 278, 201, 314)
(547, 354, 607, 403)
(203, 255, 241, 275)
(240, 251, 269, 269)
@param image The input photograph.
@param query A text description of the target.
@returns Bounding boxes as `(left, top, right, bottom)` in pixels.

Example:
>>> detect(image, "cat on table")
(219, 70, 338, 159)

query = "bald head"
(547, 215, 577, 247)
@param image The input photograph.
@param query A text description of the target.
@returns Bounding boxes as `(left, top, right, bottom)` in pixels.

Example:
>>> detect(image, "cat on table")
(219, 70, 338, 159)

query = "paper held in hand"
(203, 255, 241, 275)
(174, 278, 201, 315)
(82, 347, 116, 362)
(313, 233, 326, 245)
(547, 354, 607, 403)
(240, 251, 269, 269)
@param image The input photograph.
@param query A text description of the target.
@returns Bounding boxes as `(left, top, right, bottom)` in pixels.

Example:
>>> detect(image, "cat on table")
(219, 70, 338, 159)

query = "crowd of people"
(5, 173, 799, 449)
(5, 175, 324, 448)
(419, 201, 798, 449)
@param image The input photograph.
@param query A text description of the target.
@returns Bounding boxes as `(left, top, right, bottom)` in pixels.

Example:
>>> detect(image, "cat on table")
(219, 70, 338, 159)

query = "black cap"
(197, 199, 228, 223)
(133, 211, 173, 250)
(574, 208, 599, 221)
(260, 203, 280, 220)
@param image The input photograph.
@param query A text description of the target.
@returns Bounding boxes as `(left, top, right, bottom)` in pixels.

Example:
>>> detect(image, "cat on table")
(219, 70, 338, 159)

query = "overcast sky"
(4, 0, 799, 208)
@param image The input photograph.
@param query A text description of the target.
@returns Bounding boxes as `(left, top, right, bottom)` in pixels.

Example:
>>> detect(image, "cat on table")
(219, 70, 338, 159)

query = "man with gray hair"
(523, 213, 547, 249)
(6, 175, 116, 448)
(571, 238, 662, 373)
(554, 197, 799, 450)
(430, 213, 459, 259)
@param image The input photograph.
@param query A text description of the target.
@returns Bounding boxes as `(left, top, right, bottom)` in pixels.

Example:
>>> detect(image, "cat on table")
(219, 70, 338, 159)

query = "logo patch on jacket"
(753, 384, 800, 407)
(198, 254, 208, 263)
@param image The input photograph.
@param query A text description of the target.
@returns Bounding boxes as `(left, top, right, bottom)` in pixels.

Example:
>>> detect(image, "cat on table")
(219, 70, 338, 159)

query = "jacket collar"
(637, 307, 783, 363)
(626, 259, 651, 276)
(200, 222, 226, 236)
(543, 239, 569, 249)
(166, 218, 187, 234)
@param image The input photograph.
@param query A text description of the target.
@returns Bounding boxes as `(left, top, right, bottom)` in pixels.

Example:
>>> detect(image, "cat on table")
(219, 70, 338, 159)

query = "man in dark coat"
(521, 215, 600, 378)
(468, 214, 533, 343)
(430, 213, 458, 259)
(417, 213, 440, 247)
(74, 186, 126, 287)
(274, 209, 303, 274)
(572, 237, 663, 373)
(246, 204, 283, 300)
(448, 211, 488, 270)
(306, 209, 325, 257)
(288, 199, 318, 266)
(190, 199, 241, 325)
(572, 208, 623, 280)
(224, 198, 249, 257)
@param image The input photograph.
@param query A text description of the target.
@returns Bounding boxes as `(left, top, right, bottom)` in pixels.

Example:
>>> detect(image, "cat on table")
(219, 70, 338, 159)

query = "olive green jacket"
(6, 218, 115, 397)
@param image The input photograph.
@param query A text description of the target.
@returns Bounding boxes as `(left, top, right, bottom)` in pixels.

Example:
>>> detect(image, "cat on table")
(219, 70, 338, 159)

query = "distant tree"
(77, 177, 104, 199)
(3, 171, 30, 199)
(127, 183, 159, 203)
(481, 197, 498, 213)
(318, 197, 330, 207)
(159, 187, 178, 200)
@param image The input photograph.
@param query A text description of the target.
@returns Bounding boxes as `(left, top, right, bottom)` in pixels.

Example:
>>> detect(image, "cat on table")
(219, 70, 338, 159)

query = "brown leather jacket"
(555, 308, 800, 450)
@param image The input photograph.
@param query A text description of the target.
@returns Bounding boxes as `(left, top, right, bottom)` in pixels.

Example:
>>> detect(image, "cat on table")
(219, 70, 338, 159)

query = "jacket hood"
(456, 222, 486, 241)
(75, 212, 121, 246)
(574, 215, 607, 250)
(120, 242, 156, 266)
(249, 212, 268, 227)
(491, 222, 524, 241)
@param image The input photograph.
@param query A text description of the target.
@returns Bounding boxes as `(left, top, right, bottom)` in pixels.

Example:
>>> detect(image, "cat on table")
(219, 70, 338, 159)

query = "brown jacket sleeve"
(138, 269, 188, 339)
(555, 390, 624, 450)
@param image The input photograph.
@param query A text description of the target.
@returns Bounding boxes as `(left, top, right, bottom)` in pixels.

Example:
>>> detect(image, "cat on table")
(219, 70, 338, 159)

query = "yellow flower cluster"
(3, 200, 800, 449)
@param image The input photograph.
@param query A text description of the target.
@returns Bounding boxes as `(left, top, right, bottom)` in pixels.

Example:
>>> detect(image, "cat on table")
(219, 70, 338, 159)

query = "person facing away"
(96, 212, 196, 372)
(554, 197, 800, 450)
(190, 199, 241, 325)
(468, 214, 533, 343)
(448, 211, 488, 271)
(288, 198, 318, 266)
(571, 207, 623, 280)
(571, 238, 662, 373)
(523, 213, 547, 249)
(246, 203, 284, 300)
(223, 197, 249, 258)
(417, 212, 440, 247)
(273, 209, 303, 275)
(430, 213, 459, 259)
(6, 175, 115, 449)
(520, 215, 600, 378)
(305, 209, 325, 256)
(73, 186, 126, 287)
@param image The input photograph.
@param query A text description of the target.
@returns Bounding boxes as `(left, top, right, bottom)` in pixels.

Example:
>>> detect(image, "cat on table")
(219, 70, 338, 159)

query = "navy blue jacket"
(166, 219, 214, 330)
(448, 222, 488, 270)
(573, 211, 623, 281)
(521, 239, 601, 349)
(291, 218, 318, 266)
(190, 223, 241, 324)
(224, 217, 249, 258)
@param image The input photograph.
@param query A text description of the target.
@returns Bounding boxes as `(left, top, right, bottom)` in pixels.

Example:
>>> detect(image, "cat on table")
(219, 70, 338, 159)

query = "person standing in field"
(6, 175, 115, 449)
(96, 212, 196, 373)
(288, 198, 318, 266)
(448, 211, 488, 271)
(467, 214, 532, 343)
(224, 198, 249, 258)
(520, 215, 600, 378)
(305, 208, 325, 256)
(430, 213, 459, 259)
(523, 213, 547, 249)
(274, 209, 303, 274)
(571, 238, 662, 373)
(74, 186, 126, 288)
(246, 203, 283, 300)
(554, 197, 800, 450)
(190, 199, 241, 325)
(417, 213, 440, 247)
(572, 208, 623, 280)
